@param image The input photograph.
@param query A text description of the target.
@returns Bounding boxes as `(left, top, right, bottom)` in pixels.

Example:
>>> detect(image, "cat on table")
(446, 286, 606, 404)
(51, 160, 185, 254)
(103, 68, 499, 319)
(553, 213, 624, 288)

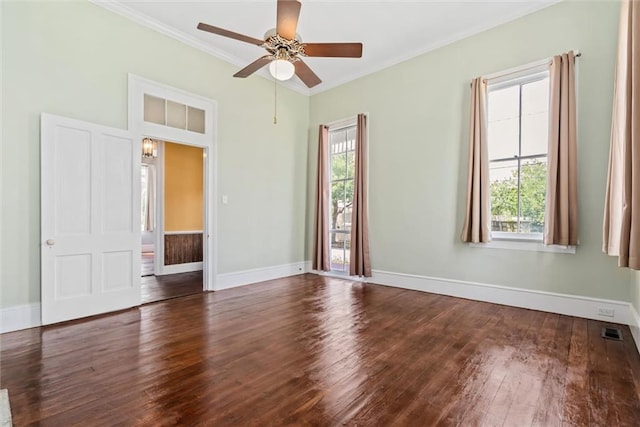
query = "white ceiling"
(96, 0, 561, 95)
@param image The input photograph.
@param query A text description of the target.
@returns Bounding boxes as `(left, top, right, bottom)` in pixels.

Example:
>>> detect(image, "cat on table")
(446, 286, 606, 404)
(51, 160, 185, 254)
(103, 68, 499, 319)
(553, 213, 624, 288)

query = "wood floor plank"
(452, 306, 544, 425)
(587, 319, 618, 425)
(530, 314, 573, 426)
(561, 317, 590, 426)
(2, 274, 640, 425)
(481, 309, 548, 426)
(604, 324, 640, 423)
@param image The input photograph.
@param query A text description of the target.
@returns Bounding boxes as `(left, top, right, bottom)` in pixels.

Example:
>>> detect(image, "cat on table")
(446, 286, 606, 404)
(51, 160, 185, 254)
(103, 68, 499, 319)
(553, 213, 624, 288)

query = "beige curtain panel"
(461, 77, 491, 243)
(350, 114, 372, 277)
(313, 125, 331, 271)
(545, 51, 579, 246)
(603, 0, 640, 269)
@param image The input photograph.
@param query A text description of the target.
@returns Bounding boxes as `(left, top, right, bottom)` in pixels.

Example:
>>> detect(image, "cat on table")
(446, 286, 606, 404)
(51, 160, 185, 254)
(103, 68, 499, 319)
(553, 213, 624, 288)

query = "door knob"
(46, 239, 55, 246)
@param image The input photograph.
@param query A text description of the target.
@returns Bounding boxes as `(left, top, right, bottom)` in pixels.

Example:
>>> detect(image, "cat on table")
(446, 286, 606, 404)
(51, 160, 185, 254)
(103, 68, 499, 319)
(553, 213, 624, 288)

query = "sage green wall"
(632, 272, 640, 314)
(1, 1, 309, 308)
(308, 0, 632, 301)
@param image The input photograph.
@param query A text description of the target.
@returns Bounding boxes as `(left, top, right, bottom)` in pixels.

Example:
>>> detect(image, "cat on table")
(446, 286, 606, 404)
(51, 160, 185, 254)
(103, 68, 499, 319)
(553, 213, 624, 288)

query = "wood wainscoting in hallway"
(2, 274, 640, 425)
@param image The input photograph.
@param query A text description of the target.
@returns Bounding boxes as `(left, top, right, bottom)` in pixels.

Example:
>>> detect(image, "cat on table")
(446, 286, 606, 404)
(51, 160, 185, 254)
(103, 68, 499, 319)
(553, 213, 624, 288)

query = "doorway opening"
(141, 162, 155, 277)
(129, 73, 218, 298)
(140, 139, 205, 304)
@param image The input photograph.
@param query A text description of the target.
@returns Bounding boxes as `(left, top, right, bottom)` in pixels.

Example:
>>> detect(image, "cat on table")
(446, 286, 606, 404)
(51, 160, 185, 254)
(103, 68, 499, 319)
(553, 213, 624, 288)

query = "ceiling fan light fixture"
(269, 59, 295, 81)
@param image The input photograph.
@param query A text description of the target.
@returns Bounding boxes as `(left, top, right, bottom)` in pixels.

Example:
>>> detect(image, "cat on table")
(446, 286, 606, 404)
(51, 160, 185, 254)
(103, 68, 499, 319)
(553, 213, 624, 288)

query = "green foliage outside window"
(331, 151, 354, 232)
(490, 160, 546, 231)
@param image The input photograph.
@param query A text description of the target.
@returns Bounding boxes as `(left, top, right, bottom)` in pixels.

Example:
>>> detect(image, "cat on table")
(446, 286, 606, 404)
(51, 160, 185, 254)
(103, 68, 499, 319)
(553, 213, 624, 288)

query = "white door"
(41, 114, 141, 325)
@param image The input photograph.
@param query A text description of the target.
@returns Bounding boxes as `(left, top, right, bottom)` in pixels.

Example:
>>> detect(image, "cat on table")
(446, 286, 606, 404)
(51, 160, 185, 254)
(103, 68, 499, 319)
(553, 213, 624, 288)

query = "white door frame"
(128, 74, 218, 292)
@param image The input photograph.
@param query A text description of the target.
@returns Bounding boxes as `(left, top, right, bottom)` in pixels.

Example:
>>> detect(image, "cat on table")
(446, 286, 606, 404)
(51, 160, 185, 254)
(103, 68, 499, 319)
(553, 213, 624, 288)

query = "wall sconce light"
(142, 138, 157, 158)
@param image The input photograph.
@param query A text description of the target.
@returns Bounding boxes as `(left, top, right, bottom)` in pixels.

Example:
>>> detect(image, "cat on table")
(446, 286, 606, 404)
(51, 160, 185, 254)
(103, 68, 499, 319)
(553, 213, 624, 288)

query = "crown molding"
(307, 0, 561, 96)
(89, 0, 311, 96)
(91, 0, 559, 97)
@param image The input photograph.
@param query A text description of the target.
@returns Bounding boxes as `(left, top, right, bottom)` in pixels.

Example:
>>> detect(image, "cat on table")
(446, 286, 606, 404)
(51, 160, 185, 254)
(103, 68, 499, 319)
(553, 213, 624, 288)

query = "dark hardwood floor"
(141, 271, 203, 304)
(141, 252, 154, 277)
(2, 274, 640, 426)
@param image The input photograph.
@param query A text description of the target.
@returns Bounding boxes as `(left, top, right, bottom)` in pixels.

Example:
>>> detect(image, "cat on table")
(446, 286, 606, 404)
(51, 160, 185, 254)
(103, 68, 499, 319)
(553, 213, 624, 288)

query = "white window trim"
(473, 56, 579, 254)
(470, 240, 576, 254)
(326, 116, 358, 131)
(324, 114, 370, 275)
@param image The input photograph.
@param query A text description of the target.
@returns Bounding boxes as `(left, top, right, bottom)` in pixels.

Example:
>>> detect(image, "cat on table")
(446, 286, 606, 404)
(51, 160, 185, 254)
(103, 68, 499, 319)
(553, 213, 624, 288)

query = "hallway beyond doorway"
(141, 271, 202, 304)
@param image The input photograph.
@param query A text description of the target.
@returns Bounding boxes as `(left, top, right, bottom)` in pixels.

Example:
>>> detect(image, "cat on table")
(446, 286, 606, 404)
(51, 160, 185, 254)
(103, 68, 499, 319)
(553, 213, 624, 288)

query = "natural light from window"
(487, 74, 549, 238)
(329, 126, 356, 273)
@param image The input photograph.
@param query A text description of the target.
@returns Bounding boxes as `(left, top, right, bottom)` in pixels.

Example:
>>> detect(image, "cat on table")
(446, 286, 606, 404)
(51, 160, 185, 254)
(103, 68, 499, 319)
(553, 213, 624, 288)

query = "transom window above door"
(143, 94, 205, 134)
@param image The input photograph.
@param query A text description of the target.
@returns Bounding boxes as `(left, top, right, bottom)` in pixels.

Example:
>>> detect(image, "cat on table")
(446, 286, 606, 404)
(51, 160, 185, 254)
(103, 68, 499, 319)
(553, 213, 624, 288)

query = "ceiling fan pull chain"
(274, 74, 278, 125)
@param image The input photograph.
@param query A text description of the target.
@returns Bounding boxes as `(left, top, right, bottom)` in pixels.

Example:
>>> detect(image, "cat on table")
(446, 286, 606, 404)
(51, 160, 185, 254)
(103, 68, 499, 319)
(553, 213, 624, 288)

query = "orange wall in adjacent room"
(164, 142, 203, 232)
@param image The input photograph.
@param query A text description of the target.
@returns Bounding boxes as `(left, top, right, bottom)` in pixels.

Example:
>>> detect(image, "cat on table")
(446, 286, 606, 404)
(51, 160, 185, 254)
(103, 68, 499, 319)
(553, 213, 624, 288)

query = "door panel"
(104, 136, 134, 233)
(102, 251, 133, 291)
(54, 127, 92, 235)
(55, 254, 92, 298)
(41, 114, 141, 325)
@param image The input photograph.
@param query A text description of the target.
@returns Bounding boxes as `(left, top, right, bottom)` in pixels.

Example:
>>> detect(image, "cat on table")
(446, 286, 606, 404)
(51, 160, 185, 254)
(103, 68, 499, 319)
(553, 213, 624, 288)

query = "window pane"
(330, 237, 347, 272)
(519, 157, 546, 233)
(521, 78, 549, 157)
(187, 106, 206, 134)
(344, 231, 351, 272)
(330, 181, 345, 230)
(490, 159, 518, 232)
(330, 129, 347, 153)
(144, 94, 165, 125)
(166, 100, 187, 130)
(346, 151, 355, 179)
(346, 126, 356, 152)
(487, 85, 519, 160)
(331, 152, 347, 181)
(343, 180, 353, 232)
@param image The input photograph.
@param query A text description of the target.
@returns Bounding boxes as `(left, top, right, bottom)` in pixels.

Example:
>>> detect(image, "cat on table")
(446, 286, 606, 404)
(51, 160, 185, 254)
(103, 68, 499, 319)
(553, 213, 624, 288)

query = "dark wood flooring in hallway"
(2, 274, 640, 426)
(141, 271, 203, 304)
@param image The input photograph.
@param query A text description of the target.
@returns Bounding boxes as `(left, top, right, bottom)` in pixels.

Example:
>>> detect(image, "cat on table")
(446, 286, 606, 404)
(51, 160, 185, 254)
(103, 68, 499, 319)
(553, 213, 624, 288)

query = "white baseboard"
(629, 305, 640, 355)
(159, 262, 203, 275)
(1, 303, 41, 333)
(368, 269, 634, 325)
(215, 261, 308, 291)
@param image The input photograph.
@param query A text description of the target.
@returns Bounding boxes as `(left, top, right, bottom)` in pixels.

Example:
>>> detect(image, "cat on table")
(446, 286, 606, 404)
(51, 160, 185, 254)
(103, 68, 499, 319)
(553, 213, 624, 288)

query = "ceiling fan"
(197, 0, 363, 88)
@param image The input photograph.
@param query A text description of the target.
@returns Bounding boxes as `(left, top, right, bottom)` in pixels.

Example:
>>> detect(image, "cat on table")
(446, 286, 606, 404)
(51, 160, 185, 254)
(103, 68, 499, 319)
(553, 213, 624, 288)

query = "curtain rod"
(471, 51, 581, 86)
(324, 112, 369, 131)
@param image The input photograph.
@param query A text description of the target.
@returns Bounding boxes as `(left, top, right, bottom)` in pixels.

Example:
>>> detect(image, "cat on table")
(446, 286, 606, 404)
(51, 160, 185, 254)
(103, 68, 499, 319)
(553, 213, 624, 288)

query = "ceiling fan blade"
(197, 22, 264, 46)
(234, 56, 273, 78)
(276, 0, 301, 40)
(294, 59, 321, 88)
(303, 43, 363, 58)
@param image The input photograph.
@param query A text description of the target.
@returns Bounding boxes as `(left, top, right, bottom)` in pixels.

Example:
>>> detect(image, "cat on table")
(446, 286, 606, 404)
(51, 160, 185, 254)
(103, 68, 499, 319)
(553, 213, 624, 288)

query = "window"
(329, 125, 356, 273)
(487, 69, 549, 240)
(143, 94, 206, 134)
